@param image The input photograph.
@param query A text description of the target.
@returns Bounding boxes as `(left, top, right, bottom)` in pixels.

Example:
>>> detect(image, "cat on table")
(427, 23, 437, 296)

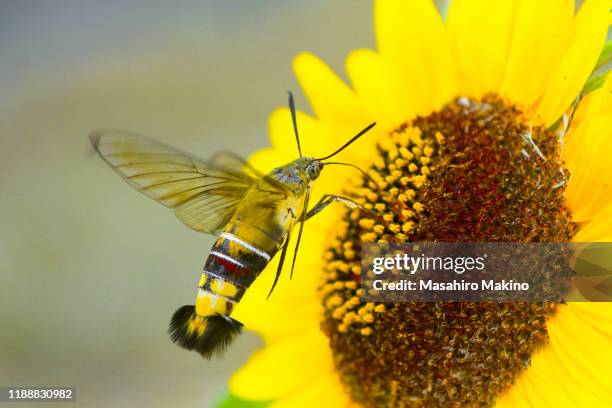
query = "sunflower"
(223, 0, 611, 406)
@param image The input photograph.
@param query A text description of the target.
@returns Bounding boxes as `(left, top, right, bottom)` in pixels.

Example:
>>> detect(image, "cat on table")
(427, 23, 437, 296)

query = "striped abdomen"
(169, 196, 296, 358)
(195, 229, 276, 319)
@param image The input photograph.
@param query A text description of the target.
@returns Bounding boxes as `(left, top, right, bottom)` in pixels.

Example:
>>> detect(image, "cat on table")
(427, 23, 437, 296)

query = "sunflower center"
(319, 96, 576, 407)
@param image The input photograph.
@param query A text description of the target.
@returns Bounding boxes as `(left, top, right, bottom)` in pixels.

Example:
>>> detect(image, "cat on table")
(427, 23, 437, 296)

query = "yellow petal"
(267, 107, 337, 160)
(499, 0, 574, 108)
(248, 147, 283, 175)
(271, 371, 353, 408)
(579, 68, 611, 130)
(564, 117, 612, 221)
(346, 48, 407, 128)
(567, 302, 612, 338)
(291, 52, 386, 170)
(231, 244, 322, 341)
(447, 0, 516, 98)
(546, 304, 612, 401)
(563, 75, 612, 222)
(374, 0, 458, 112)
(293, 52, 371, 124)
(497, 303, 612, 406)
(229, 329, 333, 401)
(573, 205, 612, 242)
(534, 0, 610, 125)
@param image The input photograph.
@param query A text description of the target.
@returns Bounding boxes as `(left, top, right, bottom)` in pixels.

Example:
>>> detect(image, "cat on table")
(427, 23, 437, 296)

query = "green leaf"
(435, 0, 451, 20)
(213, 389, 271, 408)
(583, 72, 609, 94)
(582, 40, 611, 96)
(594, 40, 612, 70)
(547, 115, 563, 132)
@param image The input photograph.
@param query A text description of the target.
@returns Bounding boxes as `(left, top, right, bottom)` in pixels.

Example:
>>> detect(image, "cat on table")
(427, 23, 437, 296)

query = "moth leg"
(267, 208, 296, 299)
(289, 188, 310, 280)
(266, 235, 290, 299)
(304, 194, 380, 221)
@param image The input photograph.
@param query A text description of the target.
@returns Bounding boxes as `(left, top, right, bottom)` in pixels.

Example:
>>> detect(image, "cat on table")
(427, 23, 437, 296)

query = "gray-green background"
(0, 1, 373, 407)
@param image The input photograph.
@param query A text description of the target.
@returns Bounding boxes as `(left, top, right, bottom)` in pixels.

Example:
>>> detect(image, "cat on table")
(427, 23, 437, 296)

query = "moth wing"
(210, 151, 291, 195)
(209, 151, 264, 179)
(90, 129, 276, 234)
(174, 191, 244, 234)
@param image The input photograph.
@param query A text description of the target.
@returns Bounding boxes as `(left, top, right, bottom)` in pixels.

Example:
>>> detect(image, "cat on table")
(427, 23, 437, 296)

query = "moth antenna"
(322, 161, 381, 190)
(288, 91, 302, 158)
(317, 122, 376, 161)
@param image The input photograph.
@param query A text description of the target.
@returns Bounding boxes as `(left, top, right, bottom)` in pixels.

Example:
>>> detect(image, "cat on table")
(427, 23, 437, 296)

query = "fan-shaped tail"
(168, 305, 243, 359)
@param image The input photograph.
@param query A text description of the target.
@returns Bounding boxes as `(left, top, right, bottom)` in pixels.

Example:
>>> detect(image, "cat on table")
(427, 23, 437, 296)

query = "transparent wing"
(210, 151, 290, 194)
(209, 151, 264, 179)
(90, 129, 271, 234)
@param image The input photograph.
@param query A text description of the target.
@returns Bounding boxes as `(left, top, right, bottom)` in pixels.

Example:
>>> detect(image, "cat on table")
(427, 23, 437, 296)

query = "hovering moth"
(90, 93, 376, 358)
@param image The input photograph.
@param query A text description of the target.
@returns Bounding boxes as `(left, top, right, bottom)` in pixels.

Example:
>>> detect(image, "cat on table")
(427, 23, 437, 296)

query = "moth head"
(305, 159, 323, 181)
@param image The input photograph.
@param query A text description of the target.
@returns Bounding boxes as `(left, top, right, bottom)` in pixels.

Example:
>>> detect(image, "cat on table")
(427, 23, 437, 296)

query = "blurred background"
(0, 1, 375, 406)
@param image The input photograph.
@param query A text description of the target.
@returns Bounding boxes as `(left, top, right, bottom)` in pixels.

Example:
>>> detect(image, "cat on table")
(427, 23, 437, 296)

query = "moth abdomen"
(168, 231, 274, 358)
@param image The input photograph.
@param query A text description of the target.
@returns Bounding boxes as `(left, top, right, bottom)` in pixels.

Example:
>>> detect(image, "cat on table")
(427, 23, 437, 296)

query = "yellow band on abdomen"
(195, 288, 233, 317)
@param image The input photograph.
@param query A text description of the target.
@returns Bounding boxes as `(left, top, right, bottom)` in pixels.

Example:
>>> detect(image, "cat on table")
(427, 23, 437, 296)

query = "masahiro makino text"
(373, 279, 529, 291)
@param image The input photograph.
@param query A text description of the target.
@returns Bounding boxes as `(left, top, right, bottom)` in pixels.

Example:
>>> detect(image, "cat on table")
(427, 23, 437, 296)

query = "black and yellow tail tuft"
(168, 305, 243, 359)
